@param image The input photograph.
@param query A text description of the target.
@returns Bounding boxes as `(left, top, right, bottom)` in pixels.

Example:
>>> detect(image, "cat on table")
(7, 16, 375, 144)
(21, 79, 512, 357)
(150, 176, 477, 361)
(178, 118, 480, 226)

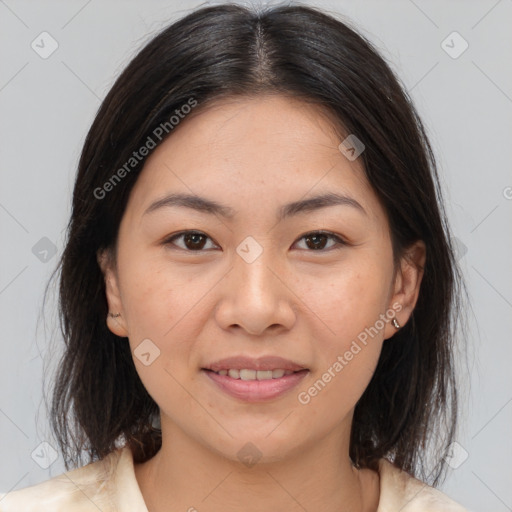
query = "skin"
(98, 94, 425, 512)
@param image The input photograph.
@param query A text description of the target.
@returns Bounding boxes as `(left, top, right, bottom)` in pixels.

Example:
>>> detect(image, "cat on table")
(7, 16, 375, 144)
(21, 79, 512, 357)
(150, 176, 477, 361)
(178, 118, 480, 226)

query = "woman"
(0, 3, 468, 511)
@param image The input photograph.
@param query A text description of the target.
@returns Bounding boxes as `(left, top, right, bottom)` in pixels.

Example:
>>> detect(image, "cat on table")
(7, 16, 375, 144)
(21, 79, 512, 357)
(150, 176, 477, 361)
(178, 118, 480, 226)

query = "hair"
(45, 2, 465, 486)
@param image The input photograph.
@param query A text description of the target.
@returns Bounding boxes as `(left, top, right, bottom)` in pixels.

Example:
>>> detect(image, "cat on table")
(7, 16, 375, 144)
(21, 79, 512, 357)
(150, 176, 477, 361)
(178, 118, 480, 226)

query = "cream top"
(0, 446, 468, 511)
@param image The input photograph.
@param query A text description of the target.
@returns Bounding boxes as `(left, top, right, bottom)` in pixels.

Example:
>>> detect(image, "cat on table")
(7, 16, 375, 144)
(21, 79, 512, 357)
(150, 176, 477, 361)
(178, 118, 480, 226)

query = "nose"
(214, 243, 296, 336)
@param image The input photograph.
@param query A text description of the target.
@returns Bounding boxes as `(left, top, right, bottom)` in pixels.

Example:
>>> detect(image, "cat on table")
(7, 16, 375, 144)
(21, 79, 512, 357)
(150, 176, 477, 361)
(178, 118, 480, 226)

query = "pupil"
(307, 234, 326, 250)
(185, 233, 205, 249)
(182, 233, 328, 251)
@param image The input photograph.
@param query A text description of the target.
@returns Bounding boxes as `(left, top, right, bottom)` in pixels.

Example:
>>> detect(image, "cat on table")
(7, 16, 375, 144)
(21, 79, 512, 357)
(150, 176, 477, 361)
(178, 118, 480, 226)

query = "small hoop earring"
(392, 318, 401, 330)
(109, 312, 121, 318)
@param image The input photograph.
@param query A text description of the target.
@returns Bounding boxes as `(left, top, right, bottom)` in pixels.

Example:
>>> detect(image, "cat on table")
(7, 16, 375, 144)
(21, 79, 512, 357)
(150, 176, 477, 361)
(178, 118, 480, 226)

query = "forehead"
(123, 95, 383, 223)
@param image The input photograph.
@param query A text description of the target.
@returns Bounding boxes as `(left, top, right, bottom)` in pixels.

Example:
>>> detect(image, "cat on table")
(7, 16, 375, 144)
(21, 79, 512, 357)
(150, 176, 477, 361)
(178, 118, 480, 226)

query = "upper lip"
(203, 356, 307, 372)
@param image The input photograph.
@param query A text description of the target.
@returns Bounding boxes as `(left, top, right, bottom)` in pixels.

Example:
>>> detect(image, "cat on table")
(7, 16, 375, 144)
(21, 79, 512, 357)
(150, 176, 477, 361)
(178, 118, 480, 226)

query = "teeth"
(240, 369, 257, 380)
(214, 369, 295, 380)
(228, 369, 240, 379)
(256, 370, 273, 380)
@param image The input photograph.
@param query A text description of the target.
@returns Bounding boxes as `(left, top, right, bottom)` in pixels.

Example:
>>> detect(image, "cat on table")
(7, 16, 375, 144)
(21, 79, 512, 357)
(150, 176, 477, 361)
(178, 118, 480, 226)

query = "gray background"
(1, 0, 511, 510)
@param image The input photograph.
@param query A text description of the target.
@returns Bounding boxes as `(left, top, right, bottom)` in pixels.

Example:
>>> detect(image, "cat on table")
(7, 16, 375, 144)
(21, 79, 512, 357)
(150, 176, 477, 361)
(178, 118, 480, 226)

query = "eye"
(293, 231, 347, 251)
(164, 231, 218, 251)
(163, 230, 347, 252)
(164, 231, 347, 252)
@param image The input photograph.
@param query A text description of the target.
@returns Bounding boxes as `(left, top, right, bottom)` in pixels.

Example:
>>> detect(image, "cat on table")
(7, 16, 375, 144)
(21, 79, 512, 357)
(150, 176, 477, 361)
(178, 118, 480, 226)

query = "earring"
(109, 312, 121, 318)
(392, 318, 401, 330)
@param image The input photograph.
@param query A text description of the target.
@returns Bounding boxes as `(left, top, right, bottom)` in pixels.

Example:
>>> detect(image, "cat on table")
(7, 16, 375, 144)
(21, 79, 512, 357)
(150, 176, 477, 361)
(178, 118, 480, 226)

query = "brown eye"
(164, 230, 346, 252)
(305, 233, 329, 250)
(294, 231, 346, 251)
(183, 232, 207, 250)
(165, 231, 217, 251)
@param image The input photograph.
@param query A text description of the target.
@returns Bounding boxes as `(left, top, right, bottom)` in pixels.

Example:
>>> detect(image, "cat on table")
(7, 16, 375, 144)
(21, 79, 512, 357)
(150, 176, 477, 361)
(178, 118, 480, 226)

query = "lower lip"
(203, 369, 309, 402)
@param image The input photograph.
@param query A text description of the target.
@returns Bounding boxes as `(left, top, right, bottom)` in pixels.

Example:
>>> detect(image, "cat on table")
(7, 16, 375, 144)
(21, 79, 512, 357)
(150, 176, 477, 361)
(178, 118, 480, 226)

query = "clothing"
(0, 445, 468, 511)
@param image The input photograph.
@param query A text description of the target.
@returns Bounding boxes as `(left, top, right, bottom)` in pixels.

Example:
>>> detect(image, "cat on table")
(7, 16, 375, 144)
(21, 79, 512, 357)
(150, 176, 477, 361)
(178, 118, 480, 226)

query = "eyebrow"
(143, 191, 367, 220)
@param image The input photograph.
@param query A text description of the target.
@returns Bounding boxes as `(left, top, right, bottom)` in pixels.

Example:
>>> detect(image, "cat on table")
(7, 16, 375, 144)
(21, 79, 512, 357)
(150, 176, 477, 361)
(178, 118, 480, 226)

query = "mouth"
(201, 356, 309, 402)
(203, 368, 306, 380)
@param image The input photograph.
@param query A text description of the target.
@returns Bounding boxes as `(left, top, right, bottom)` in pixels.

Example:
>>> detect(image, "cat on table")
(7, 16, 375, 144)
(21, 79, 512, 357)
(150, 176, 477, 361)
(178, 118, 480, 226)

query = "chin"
(209, 430, 306, 468)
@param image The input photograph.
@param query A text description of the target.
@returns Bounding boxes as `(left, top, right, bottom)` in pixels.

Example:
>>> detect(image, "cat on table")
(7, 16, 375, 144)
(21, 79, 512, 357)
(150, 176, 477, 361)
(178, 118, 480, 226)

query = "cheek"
(298, 255, 392, 399)
(117, 249, 221, 405)
(295, 271, 388, 424)
(118, 248, 208, 341)
(116, 252, 208, 412)
(304, 258, 391, 345)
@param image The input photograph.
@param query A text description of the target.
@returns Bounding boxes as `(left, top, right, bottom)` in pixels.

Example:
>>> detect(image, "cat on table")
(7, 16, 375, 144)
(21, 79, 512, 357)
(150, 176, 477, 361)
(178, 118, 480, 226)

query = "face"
(99, 94, 424, 464)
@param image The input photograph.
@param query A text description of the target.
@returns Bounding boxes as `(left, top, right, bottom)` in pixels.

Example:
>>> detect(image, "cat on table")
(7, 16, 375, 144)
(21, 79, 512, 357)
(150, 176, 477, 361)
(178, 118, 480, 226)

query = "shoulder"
(0, 448, 125, 512)
(377, 458, 469, 511)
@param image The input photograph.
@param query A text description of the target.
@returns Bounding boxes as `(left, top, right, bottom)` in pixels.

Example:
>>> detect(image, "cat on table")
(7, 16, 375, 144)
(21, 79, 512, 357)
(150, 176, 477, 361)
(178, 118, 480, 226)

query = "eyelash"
(163, 230, 348, 253)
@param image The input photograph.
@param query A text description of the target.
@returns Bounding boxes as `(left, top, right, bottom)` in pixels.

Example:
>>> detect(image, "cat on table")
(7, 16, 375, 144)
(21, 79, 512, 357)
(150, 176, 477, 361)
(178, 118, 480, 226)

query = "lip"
(203, 355, 307, 372)
(201, 355, 309, 402)
(203, 368, 309, 402)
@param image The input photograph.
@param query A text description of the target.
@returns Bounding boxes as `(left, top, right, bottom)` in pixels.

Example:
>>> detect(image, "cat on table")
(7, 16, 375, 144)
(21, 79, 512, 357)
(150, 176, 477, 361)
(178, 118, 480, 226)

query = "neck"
(134, 421, 380, 512)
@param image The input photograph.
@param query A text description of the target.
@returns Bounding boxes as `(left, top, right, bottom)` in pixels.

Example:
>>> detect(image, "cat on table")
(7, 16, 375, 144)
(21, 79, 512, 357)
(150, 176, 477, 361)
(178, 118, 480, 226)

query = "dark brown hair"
(45, 2, 465, 486)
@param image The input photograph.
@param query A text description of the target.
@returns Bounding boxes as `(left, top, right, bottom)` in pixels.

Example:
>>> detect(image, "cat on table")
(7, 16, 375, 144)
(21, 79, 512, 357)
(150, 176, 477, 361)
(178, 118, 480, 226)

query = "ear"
(384, 240, 426, 340)
(97, 248, 129, 338)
